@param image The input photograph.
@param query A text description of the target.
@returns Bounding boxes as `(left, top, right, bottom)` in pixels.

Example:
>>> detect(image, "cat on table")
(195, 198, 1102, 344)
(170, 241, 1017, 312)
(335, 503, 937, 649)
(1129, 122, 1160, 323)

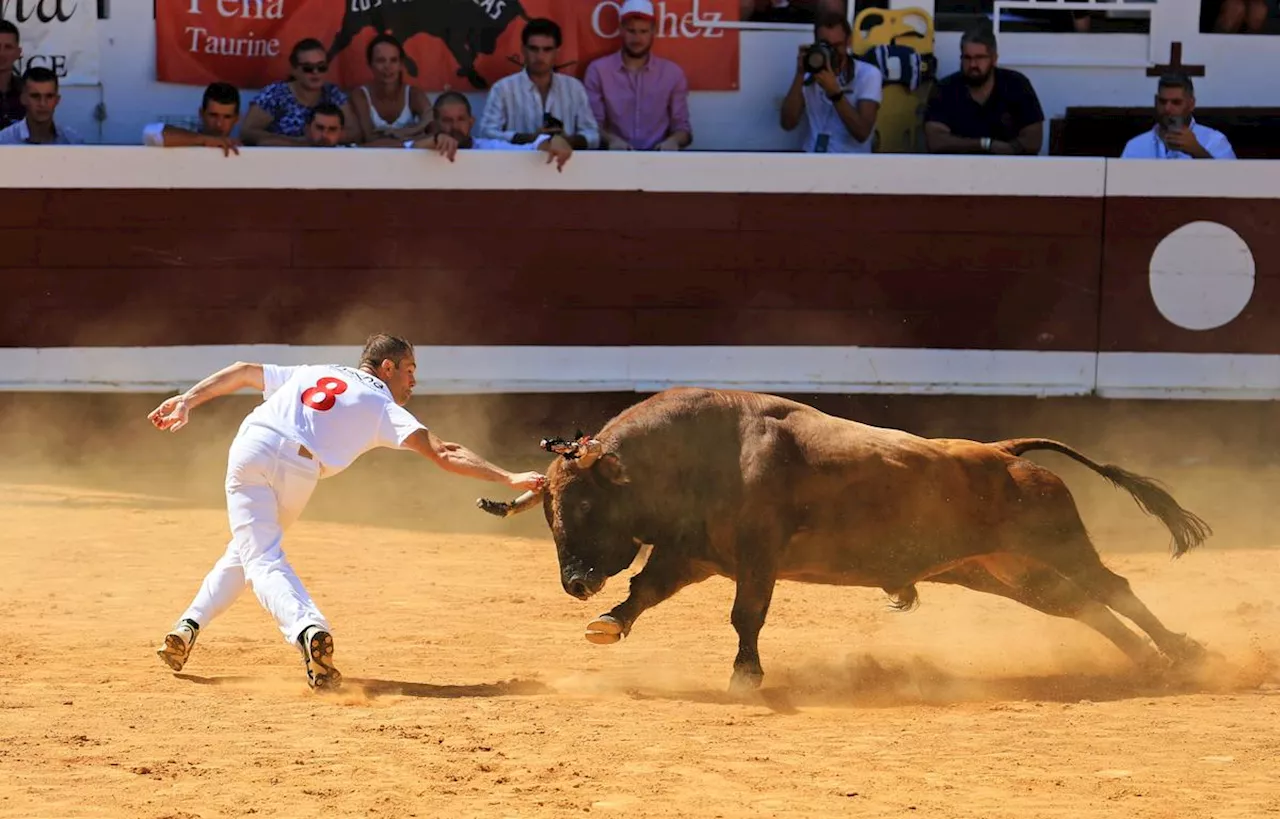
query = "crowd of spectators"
(0, 4, 1237, 162)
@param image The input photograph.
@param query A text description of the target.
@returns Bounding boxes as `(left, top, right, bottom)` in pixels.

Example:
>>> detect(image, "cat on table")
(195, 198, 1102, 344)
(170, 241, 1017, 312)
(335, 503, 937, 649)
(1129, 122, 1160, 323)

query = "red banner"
(157, 0, 740, 93)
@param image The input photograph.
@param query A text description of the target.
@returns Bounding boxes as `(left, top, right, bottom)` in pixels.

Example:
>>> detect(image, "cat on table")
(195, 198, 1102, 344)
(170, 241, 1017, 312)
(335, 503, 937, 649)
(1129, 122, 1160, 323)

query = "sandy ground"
(2, 473, 1279, 819)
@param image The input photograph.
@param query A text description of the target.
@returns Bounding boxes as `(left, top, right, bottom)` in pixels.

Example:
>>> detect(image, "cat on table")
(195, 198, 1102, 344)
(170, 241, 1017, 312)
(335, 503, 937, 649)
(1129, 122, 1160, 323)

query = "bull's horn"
(476, 488, 543, 518)
(575, 438, 604, 468)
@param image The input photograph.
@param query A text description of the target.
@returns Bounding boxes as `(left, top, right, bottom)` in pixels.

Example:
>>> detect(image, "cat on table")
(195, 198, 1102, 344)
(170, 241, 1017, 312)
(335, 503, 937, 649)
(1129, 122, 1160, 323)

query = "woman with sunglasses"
(350, 33, 431, 144)
(240, 38, 358, 146)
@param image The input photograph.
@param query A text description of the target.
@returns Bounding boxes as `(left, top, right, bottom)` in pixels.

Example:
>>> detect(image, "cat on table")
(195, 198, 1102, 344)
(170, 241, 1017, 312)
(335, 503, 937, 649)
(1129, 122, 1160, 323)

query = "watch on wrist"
(981, 137, 992, 152)
(827, 90, 843, 102)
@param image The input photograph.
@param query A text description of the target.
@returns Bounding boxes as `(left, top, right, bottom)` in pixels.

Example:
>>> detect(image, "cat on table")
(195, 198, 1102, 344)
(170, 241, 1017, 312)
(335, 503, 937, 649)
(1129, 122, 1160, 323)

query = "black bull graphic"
(328, 0, 531, 90)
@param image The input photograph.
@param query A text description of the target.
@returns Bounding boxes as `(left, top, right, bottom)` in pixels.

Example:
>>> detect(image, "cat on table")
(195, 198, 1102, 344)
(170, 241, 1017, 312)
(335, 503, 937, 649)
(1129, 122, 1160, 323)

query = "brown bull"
(478, 387, 1211, 691)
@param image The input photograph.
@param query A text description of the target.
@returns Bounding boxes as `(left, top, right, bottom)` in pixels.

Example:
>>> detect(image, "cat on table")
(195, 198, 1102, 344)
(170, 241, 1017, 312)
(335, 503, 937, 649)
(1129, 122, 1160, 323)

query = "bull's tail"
(993, 438, 1212, 558)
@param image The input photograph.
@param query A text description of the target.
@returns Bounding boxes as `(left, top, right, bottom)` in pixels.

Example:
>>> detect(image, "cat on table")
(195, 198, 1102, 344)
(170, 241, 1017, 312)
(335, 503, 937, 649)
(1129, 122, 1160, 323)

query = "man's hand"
(989, 140, 1017, 155)
(1164, 126, 1205, 157)
(508, 471, 547, 492)
(199, 135, 241, 156)
(148, 395, 191, 433)
(429, 133, 460, 162)
(795, 44, 809, 77)
(655, 136, 682, 151)
(813, 65, 840, 97)
(606, 133, 635, 150)
(539, 133, 573, 171)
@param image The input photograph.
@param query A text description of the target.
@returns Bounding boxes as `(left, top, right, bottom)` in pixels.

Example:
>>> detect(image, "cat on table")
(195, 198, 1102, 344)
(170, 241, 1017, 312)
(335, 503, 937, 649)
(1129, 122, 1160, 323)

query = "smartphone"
(814, 133, 831, 153)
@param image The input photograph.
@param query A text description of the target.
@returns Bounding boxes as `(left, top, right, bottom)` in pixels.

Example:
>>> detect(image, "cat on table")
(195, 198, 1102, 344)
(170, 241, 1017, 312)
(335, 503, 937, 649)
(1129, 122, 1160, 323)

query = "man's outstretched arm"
(148, 361, 265, 432)
(402, 428, 545, 491)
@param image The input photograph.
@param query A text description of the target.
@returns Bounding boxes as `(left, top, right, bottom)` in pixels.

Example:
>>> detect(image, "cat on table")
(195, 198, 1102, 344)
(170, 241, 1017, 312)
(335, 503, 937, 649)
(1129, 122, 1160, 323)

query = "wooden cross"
(1147, 42, 1206, 77)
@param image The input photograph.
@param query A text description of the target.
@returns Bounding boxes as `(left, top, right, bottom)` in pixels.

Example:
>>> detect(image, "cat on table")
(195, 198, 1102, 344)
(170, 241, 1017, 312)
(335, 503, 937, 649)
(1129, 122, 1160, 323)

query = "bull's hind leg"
(1047, 541, 1206, 664)
(585, 543, 714, 645)
(932, 557, 1162, 668)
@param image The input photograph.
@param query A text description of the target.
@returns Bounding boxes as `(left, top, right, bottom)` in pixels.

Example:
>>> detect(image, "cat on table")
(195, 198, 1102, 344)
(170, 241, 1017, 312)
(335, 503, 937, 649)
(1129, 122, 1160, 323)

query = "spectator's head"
(306, 102, 345, 146)
(432, 91, 476, 145)
(1155, 72, 1196, 126)
(618, 0, 656, 60)
(521, 18, 562, 78)
(959, 23, 998, 87)
(0, 19, 20, 77)
(20, 66, 59, 126)
(199, 82, 241, 137)
(366, 32, 406, 85)
(813, 10, 852, 65)
(289, 37, 330, 92)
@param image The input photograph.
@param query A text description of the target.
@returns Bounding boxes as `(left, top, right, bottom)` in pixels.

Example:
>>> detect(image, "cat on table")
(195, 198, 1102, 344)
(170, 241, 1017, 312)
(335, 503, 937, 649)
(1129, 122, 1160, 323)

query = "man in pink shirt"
(584, 0, 693, 151)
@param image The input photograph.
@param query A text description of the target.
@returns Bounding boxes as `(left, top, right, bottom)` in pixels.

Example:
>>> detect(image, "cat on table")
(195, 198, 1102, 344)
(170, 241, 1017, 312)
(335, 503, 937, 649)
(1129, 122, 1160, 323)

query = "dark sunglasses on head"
(297, 62, 328, 74)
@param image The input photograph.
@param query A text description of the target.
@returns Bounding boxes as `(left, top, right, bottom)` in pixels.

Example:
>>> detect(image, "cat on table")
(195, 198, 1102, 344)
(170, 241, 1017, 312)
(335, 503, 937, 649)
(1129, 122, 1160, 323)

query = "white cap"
(619, 0, 655, 21)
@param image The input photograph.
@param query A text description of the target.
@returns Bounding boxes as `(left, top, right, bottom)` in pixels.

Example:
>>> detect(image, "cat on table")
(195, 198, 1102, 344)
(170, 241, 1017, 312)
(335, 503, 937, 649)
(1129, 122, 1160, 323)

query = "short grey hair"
(961, 24, 997, 54)
(1157, 72, 1195, 97)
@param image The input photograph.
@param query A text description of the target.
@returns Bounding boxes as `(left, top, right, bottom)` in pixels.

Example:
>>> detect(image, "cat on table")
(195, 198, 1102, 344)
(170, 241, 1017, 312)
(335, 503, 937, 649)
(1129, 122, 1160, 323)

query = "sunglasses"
(297, 62, 328, 74)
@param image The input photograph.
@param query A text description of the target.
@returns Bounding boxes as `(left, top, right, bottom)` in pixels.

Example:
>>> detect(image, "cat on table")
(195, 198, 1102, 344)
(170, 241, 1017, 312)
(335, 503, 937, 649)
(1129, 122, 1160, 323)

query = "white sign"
(1, 0, 100, 85)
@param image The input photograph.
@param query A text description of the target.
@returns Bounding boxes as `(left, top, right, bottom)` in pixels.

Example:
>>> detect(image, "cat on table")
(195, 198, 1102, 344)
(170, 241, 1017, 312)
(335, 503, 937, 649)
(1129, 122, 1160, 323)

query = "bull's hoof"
(585, 615, 624, 645)
(729, 667, 764, 693)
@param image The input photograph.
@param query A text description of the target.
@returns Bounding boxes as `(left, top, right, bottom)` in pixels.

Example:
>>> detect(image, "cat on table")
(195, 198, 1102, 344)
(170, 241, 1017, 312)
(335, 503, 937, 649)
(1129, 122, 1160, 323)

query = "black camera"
(802, 41, 837, 78)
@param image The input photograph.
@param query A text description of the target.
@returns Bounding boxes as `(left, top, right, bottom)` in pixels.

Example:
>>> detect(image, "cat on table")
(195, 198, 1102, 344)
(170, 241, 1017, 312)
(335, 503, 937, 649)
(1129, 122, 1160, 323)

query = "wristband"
(981, 137, 992, 152)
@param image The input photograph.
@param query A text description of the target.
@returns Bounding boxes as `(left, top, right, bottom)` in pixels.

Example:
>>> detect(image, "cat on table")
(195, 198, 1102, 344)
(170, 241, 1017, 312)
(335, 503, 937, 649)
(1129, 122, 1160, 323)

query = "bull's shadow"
(327, 0, 531, 90)
(616, 652, 1269, 713)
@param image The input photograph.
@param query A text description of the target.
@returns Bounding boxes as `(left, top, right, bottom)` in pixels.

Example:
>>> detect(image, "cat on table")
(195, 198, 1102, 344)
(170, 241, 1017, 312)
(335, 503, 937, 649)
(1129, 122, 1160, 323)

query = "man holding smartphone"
(1120, 72, 1235, 160)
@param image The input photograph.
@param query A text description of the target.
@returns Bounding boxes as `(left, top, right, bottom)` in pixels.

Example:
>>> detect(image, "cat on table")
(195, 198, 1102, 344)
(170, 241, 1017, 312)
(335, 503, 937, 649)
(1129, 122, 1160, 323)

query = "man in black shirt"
(923, 24, 1044, 155)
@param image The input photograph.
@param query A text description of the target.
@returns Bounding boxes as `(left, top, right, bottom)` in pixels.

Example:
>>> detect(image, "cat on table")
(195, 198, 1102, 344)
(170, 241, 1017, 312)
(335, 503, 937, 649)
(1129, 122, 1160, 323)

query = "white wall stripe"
(0, 147, 1106, 198)
(3, 345, 1278, 399)
(1105, 159, 1280, 199)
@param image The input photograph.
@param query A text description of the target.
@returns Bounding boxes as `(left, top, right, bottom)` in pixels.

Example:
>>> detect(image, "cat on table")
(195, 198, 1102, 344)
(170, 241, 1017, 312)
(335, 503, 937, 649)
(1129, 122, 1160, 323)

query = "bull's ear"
(597, 453, 630, 485)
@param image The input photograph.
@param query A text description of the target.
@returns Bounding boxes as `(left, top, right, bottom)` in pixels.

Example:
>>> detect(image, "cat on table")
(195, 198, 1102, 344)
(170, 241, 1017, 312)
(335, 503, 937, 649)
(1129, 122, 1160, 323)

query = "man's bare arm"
(402, 429, 545, 490)
(1013, 121, 1043, 155)
(924, 121, 986, 154)
(148, 362, 264, 432)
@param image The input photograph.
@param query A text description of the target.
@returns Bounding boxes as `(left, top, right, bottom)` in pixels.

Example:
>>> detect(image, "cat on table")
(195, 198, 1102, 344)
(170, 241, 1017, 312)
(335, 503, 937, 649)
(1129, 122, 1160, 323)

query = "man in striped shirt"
(477, 17, 600, 150)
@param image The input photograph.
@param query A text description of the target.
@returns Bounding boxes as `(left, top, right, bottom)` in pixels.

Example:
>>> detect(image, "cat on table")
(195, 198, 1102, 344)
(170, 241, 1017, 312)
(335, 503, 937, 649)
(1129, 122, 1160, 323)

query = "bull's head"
(476, 433, 637, 601)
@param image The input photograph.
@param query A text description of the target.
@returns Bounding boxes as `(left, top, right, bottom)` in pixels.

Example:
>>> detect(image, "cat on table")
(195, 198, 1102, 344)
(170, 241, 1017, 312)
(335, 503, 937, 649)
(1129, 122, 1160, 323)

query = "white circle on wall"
(1148, 220, 1254, 331)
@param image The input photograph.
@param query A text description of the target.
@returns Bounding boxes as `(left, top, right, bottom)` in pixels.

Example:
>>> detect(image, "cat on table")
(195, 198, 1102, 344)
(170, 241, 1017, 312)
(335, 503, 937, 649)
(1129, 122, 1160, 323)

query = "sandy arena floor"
(2, 476, 1278, 819)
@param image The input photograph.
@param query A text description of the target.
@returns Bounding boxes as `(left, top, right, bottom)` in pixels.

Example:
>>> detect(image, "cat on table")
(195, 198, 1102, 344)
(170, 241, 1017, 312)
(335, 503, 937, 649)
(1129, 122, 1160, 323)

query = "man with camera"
(1120, 73, 1235, 160)
(780, 11, 883, 154)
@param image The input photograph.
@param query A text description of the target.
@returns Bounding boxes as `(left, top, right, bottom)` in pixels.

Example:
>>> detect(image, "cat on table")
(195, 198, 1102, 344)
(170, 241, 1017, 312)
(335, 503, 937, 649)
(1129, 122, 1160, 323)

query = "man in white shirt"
(780, 11, 883, 153)
(476, 17, 600, 150)
(1120, 72, 1235, 160)
(0, 66, 83, 145)
(406, 91, 574, 170)
(149, 334, 546, 690)
(142, 82, 242, 156)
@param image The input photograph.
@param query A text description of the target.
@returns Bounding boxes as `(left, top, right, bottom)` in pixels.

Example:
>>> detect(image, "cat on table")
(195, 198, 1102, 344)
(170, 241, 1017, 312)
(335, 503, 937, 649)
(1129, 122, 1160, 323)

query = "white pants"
(180, 424, 329, 645)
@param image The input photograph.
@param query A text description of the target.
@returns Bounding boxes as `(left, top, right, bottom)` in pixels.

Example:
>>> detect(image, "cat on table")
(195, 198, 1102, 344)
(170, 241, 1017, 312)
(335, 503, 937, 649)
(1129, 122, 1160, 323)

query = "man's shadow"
(174, 673, 553, 699)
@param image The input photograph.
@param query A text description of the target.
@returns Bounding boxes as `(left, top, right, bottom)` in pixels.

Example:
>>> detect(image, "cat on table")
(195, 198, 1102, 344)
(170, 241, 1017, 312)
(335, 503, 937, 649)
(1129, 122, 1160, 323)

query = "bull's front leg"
(585, 545, 714, 645)
(728, 564, 777, 692)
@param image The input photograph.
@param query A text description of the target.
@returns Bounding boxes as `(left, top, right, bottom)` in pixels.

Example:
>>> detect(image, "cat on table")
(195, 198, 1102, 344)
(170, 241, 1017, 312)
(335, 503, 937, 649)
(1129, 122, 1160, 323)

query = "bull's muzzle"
(562, 567, 605, 600)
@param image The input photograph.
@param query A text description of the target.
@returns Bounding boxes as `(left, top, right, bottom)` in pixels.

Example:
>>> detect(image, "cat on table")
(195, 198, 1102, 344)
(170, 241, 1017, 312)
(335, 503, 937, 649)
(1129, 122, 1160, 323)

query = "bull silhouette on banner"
(327, 0, 530, 90)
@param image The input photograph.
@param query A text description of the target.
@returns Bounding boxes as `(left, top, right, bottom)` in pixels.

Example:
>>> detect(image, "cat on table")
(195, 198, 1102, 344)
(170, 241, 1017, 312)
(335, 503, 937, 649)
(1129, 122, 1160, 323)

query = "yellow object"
(852, 6, 935, 153)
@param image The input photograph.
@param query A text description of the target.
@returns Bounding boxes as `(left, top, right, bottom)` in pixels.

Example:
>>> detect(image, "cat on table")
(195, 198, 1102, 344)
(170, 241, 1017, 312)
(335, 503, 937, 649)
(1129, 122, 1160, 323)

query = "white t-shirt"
(240, 364, 426, 478)
(1119, 121, 1236, 160)
(801, 58, 883, 154)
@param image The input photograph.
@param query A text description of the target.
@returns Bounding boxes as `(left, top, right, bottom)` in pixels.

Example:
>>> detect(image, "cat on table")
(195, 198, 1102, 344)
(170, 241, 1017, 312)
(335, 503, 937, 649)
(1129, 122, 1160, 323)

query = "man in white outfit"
(147, 334, 546, 690)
